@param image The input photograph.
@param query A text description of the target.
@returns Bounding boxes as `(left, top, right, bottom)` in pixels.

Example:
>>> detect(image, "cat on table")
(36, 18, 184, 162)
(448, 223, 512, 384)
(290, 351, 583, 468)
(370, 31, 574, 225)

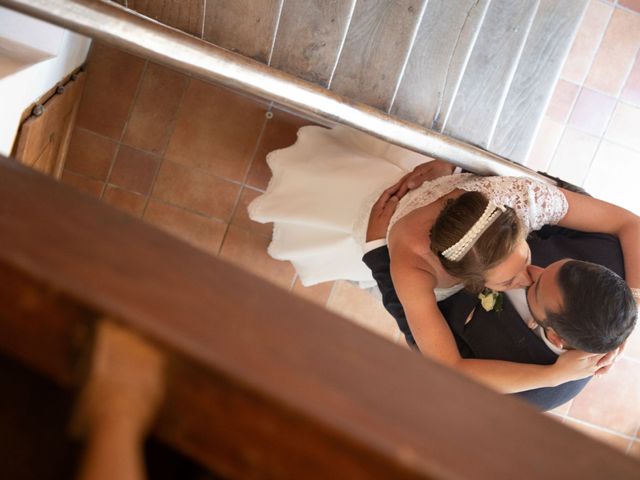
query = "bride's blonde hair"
(430, 191, 524, 293)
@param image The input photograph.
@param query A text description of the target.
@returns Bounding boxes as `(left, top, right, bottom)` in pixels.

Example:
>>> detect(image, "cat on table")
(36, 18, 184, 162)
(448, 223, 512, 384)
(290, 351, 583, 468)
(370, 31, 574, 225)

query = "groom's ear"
(546, 328, 566, 349)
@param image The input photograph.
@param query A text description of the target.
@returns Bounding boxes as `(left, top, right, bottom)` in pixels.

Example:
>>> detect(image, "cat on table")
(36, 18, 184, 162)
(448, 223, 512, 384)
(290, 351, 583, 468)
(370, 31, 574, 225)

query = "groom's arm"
(362, 245, 417, 348)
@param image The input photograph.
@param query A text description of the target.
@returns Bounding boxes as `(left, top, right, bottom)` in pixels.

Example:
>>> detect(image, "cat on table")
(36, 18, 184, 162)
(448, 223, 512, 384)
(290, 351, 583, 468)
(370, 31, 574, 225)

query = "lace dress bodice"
(387, 173, 569, 237)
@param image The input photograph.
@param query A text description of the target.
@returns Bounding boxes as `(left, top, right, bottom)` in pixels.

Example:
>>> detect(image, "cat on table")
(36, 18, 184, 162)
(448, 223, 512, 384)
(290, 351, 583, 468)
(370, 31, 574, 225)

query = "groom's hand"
(386, 160, 457, 200)
(366, 160, 457, 242)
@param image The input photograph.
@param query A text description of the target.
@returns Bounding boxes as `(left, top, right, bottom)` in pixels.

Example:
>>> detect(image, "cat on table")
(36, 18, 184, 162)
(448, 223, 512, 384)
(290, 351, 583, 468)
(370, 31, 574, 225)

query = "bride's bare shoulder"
(388, 222, 440, 280)
(390, 246, 439, 288)
(388, 187, 468, 284)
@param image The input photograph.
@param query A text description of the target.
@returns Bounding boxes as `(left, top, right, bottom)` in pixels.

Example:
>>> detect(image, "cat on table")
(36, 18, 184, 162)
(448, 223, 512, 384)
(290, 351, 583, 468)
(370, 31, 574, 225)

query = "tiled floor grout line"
(547, 412, 565, 421)
(73, 125, 120, 144)
(551, 399, 573, 420)
(145, 195, 228, 225)
(288, 274, 298, 291)
(100, 144, 122, 200)
(118, 59, 149, 144)
(102, 182, 146, 198)
(217, 104, 272, 255)
(241, 104, 273, 186)
(324, 281, 338, 308)
(618, 91, 640, 109)
(582, 0, 640, 108)
(68, 173, 232, 226)
(579, 94, 629, 187)
(62, 167, 109, 184)
(564, 416, 638, 441)
(545, 2, 617, 180)
(152, 137, 273, 198)
(621, 354, 640, 364)
(100, 60, 149, 200)
(607, 41, 640, 101)
(543, 113, 640, 159)
(69, 124, 284, 191)
(242, 184, 267, 194)
(141, 76, 191, 219)
(544, 85, 584, 174)
(616, 4, 640, 16)
(625, 424, 639, 453)
(561, 0, 615, 87)
(617, 43, 640, 98)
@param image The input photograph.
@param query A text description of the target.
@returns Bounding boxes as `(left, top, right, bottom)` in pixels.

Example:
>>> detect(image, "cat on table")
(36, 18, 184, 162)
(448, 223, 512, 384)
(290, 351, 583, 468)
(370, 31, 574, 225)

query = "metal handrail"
(1, 0, 557, 184)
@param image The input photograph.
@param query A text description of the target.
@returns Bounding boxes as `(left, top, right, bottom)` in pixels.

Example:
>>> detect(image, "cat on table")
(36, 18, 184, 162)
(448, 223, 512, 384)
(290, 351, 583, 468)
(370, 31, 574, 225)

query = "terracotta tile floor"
(531, 0, 640, 216)
(61, 2, 640, 456)
(527, 0, 640, 454)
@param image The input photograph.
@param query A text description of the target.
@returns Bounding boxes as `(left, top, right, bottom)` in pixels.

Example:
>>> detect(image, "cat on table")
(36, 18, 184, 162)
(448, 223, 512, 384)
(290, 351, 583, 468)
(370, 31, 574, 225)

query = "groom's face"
(525, 259, 569, 328)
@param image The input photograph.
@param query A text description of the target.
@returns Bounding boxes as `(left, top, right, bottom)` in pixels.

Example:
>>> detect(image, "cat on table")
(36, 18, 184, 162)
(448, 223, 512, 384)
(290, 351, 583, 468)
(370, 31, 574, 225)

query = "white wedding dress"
(248, 126, 568, 296)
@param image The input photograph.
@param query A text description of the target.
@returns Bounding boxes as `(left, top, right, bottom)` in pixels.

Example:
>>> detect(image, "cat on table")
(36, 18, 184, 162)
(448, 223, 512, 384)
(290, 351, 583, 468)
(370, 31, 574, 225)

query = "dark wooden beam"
(0, 156, 638, 479)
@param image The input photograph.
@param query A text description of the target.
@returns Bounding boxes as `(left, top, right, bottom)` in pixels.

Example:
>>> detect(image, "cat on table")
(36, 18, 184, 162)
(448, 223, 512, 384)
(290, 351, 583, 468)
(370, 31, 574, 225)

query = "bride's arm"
(390, 258, 604, 393)
(558, 189, 640, 304)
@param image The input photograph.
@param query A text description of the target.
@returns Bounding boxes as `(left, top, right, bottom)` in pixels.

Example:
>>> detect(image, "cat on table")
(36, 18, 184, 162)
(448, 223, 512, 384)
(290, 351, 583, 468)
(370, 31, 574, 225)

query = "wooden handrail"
(0, 156, 638, 479)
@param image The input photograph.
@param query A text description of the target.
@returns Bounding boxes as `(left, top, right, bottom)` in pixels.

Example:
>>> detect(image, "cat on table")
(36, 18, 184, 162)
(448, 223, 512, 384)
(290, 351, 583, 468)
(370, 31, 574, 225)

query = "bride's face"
(484, 240, 532, 291)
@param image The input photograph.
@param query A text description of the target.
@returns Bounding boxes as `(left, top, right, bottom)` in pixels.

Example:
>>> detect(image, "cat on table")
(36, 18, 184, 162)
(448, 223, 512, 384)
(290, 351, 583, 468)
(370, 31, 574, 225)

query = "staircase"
(3, 1, 640, 479)
(115, 0, 586, 164)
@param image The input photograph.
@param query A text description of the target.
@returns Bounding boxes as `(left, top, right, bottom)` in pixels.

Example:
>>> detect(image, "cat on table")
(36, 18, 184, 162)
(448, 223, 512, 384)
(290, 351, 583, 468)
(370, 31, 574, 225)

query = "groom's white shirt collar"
(506, 289, 566, 355)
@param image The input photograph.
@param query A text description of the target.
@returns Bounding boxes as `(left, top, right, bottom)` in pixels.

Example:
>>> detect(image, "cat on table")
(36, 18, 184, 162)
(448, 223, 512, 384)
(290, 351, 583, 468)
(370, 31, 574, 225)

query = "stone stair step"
(390, 0, 490, 128)
(441, 0, 539, 148)
(202, 0, 282, 64)
(117, 0, 585, 167)
(269, 0, 356, 87)
(329, 0, 426, 111)
(489, 0, 587, 163)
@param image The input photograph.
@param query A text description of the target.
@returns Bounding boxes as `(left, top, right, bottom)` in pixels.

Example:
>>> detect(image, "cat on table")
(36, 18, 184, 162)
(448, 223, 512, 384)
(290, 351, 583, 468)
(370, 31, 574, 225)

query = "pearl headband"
(440, 201, 507, 262)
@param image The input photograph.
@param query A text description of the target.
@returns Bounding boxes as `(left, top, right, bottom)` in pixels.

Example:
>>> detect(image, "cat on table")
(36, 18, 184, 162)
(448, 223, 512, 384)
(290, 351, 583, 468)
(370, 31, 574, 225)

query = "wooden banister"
(0, 155, 638, 479)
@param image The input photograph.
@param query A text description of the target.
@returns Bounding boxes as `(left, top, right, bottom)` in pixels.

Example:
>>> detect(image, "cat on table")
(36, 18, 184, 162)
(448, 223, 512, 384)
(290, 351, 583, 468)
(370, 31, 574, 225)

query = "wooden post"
(1, 156, 639, 479)
(72, 322, 165, 480)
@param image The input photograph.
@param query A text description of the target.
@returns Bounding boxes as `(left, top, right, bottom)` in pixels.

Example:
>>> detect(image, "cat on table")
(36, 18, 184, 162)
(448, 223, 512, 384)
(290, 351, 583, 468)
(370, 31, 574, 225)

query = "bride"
(249, 125, 640, 393)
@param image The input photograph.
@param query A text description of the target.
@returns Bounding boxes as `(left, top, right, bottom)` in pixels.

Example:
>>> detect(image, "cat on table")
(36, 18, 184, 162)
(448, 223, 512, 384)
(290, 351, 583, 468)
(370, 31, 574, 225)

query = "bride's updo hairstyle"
(430, 191, 524, 293)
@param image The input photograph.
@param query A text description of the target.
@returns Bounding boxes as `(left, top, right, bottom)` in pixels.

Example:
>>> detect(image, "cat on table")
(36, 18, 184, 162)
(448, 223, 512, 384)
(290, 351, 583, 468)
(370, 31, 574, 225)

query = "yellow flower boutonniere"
(478, 288, 503, 312)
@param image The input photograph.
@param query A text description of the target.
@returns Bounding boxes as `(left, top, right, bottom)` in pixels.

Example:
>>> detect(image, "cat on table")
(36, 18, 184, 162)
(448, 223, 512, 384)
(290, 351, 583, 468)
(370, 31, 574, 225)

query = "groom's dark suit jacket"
(362, 226, 626, 411)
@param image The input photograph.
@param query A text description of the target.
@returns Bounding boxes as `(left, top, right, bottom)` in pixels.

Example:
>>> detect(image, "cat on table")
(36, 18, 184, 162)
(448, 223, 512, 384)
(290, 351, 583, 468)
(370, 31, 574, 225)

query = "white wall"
(0, 6, 91, 156)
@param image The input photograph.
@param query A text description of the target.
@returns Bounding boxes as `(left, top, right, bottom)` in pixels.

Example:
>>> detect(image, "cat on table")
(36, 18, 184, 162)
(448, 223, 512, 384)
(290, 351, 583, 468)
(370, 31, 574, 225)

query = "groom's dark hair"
(546, 260, 636, 353)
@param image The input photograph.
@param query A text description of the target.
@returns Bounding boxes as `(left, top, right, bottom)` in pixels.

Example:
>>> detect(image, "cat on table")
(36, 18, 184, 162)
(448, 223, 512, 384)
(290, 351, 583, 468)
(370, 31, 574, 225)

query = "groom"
(363, 165, 637, 410)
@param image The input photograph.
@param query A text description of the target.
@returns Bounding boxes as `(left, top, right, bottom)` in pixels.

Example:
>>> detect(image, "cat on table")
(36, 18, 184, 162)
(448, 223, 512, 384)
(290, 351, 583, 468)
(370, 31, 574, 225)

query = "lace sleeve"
(523, 178, 568, 231)
(470, 177, 568, 233)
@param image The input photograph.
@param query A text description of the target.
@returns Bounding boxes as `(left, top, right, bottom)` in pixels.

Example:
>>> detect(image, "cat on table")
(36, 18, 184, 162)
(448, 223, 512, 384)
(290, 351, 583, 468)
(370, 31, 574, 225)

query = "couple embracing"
(249, 126, 639, 410)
